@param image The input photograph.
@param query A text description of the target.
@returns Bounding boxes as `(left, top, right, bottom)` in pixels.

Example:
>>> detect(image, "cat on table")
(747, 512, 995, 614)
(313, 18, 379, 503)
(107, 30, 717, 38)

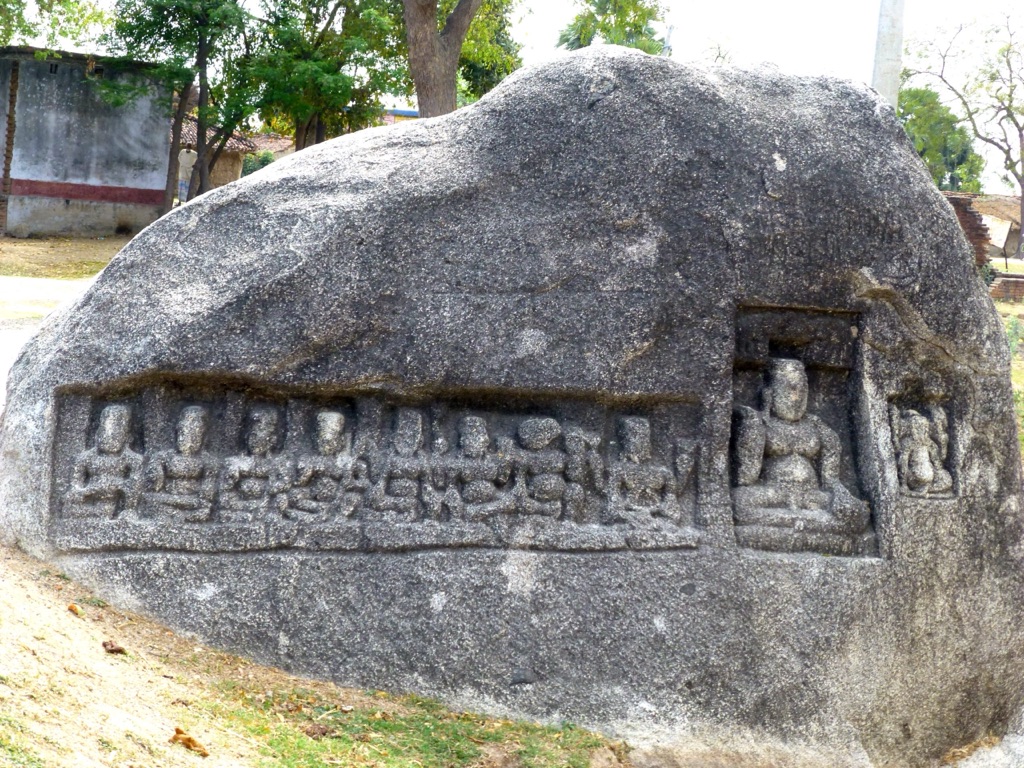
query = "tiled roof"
(249, 133, 294, 154)
(177, 115, 256, 153)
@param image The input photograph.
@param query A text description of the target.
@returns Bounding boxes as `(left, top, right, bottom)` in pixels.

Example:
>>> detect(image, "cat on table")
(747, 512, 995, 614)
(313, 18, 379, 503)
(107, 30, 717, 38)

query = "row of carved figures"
(64, 403, 697, 527)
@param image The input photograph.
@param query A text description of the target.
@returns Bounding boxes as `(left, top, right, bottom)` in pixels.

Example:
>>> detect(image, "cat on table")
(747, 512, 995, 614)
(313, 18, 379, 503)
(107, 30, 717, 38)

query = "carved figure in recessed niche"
(606, 417, 680, 525)
(443, 415, 514, 522)
(732, 358, 869, 534)
(146, 405, 219, 522)
(219, 406, 290, 522)
(564, 427, 603, 523)
(66, 404, 143, 519)
(368, 408, 431, 520)
(890, 405, 953, 495)
(286, 410, 369, 520)
(500, 417, 568, 518)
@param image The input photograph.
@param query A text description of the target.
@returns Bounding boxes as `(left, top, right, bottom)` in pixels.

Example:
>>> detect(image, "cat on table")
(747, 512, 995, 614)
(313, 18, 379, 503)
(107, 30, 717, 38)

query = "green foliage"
(979, 261, 996, 285)
(898, 86, 985, 192)
(558, 0, 665, 55)
(242, 149, 275, 176)
(246, 0, 408, 144)
(454, 0, 521, 100)
(0, 0, 108, 48)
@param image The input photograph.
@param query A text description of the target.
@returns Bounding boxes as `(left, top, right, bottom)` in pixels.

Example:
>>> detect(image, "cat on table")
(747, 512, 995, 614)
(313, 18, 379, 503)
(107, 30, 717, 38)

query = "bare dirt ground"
(0, 545, 410, 767)
(0, 235, 127, 280)
(0, 236, 118, 407)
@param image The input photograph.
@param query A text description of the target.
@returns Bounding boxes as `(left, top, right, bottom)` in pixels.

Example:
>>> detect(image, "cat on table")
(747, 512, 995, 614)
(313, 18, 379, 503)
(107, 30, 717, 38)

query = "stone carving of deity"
(146, 405, 219, 522)
(368, 408, 431, 520)
(890, 405, 953, 495)
(499, 417, 569, 518)
(219, 406, 290, 522)
(66, 404, 143, 519)
(286, 409, 368, 520)
(442, 415, 514, 522)
(606, 417, 679, 526)
(731, 358, 869, 535)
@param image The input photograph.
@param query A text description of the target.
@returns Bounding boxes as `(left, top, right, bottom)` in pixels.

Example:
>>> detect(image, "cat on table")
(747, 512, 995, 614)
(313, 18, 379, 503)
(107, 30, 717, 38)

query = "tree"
(898, 86, 984, 192)
(106, 0, 251, 199)
(402, 0, 483, 117)
(249, 0, 408, 149)
(910, 17, 1024, 257)
(456, 0, 520, 101)
(1, 0, 108, 48)
(558, 0, 665, 55)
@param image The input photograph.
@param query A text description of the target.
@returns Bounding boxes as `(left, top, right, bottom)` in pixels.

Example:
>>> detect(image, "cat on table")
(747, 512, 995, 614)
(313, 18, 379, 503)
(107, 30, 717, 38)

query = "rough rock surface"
(2, 47, 1023, 766)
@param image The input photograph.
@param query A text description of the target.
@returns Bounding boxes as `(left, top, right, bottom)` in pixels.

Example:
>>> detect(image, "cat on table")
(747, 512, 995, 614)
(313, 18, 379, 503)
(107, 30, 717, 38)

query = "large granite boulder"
(2, 47, 1022, 765)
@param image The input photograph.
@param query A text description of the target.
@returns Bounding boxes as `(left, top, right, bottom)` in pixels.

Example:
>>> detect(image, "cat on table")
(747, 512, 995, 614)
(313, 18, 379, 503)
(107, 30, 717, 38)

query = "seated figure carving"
(368, 408, 431, 521)
(606, 417, 680, 526)
(66, 403, 143, 519)
(890, 405, 953, 495)
(436, 415, 514, 522)
(219, 406, 290, 522)
(146, 405, 218, 522)
(563, 427, 603, 523)
(286, 410, 368, 520)
(499, 417, 568, 518)
(732, 358, 869, 535)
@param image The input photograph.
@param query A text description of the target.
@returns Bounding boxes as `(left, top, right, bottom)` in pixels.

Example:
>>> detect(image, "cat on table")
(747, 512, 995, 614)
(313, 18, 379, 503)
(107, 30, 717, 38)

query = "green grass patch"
(999, 311, 1024, 454)
(203, 684, 616, 768)
(0, 716, 44, 767)
(996, 259, 1024, 275)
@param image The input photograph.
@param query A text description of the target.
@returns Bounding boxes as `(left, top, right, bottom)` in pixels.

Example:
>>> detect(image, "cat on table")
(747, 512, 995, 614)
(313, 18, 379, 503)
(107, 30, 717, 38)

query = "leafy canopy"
(558, 0, 665, 55)
(453, 0, 520, 101)
(249, 0, 408, 139)
(0, 0, 108, 49)
(898, 86, 984, 192)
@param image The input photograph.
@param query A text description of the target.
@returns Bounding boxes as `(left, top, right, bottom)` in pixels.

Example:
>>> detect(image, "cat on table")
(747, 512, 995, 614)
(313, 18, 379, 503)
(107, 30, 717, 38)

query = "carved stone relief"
(889, 403, 954, 497)
(730, 307, 876, 557)
(51, 387, 702, 553)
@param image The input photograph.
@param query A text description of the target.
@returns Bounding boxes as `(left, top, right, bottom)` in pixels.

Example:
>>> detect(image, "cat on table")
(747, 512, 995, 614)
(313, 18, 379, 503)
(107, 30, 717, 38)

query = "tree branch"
(440, 0, 483, 51)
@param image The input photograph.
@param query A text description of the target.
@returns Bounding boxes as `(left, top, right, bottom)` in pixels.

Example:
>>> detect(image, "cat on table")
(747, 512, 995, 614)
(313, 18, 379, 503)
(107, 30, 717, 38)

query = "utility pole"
(871, 0, 906, 108)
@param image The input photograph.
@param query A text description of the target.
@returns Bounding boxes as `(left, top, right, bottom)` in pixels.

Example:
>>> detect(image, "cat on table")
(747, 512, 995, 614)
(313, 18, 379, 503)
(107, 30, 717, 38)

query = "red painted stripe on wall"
(9, 179, 164, 206)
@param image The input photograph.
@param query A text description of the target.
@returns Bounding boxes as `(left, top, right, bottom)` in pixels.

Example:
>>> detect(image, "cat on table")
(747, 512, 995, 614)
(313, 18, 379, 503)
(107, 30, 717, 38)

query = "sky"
(513, 0, 1020, 78)
(511, 0, 1023, 192)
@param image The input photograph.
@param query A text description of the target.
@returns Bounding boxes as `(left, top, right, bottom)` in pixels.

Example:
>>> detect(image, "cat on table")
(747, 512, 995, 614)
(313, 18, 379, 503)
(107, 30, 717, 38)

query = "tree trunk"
(162, 79, 195, 215)
(403, 0, 484, 118)
(1017, 184, 1024, 260)
(295, 115, 314, 150)
(195, 34, 212, 195)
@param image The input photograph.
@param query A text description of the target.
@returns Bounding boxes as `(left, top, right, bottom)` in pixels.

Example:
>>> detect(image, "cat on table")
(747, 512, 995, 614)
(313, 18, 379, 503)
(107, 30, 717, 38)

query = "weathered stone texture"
(1, 47, 1022, 766)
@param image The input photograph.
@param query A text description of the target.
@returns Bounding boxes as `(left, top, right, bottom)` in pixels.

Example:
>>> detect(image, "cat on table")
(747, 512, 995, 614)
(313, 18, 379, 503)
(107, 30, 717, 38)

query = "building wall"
(209, 151, 243, 189)
(2, 56, 170, 237)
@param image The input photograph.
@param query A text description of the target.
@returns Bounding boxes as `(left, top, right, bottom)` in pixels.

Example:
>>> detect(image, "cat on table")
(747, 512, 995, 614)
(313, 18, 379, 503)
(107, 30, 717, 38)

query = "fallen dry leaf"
(169, 726, 209, 757)
(67, 603, 85, 618)
(302, 723, 335, 740)
(101, 640, 126, 655)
